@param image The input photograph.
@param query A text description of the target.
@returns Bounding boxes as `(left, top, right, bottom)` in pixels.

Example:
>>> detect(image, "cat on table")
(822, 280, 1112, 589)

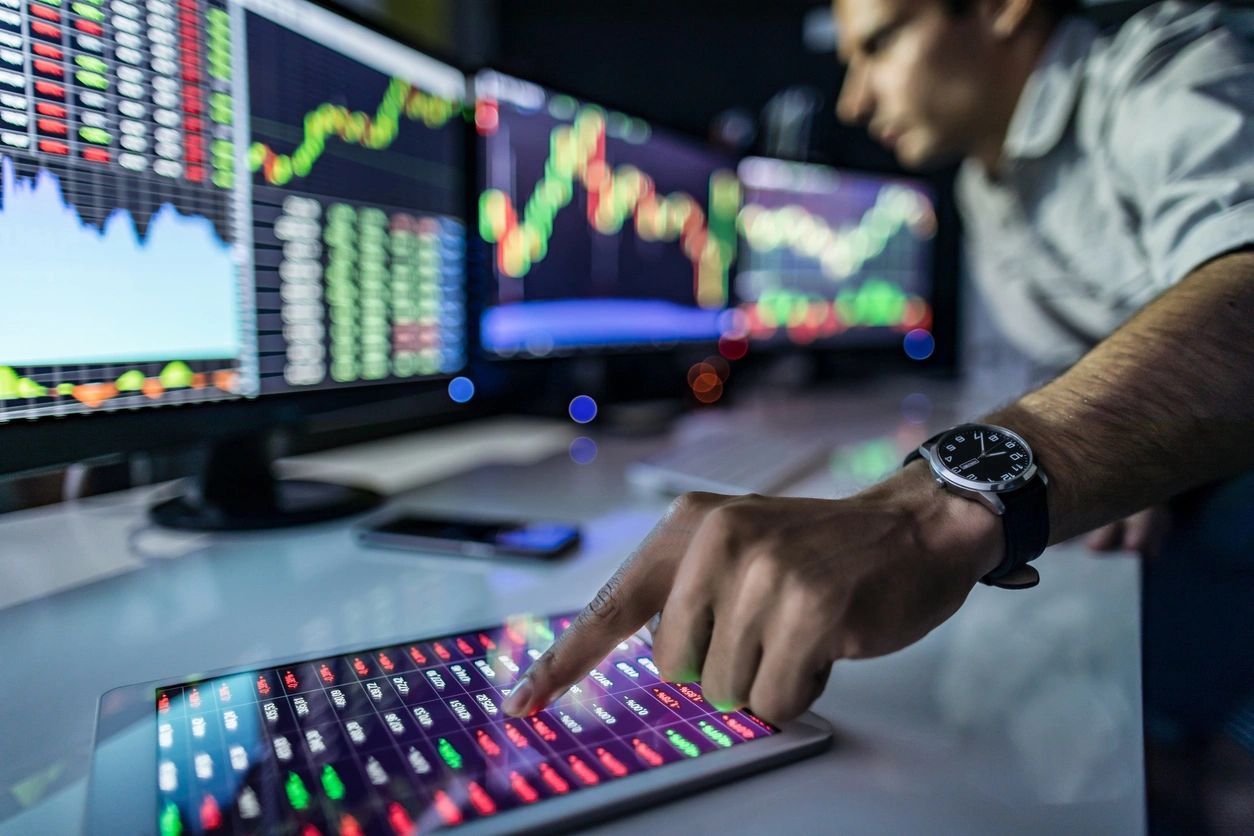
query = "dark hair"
(940, 0, 1081, 20)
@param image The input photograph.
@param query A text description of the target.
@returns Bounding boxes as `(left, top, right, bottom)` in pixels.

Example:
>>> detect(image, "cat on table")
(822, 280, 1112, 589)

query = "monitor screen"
(475, 70, 740, 356)
(243, 0, 467, 393)
(734, 157, 935, 347)
(0, 0, 467, 423)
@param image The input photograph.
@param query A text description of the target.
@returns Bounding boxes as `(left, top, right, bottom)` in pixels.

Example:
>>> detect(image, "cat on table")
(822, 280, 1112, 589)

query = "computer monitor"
(733, 157, 935, 350)
(0, 0, 471, 525)
(474, 69, 740, 357)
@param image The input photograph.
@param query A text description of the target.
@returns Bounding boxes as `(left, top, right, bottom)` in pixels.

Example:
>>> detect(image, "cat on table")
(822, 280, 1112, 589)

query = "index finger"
(501, 506, 699, 716)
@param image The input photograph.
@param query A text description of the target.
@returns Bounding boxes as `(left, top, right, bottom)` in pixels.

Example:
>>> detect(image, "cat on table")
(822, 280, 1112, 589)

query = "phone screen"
(365, 515, 580, 557)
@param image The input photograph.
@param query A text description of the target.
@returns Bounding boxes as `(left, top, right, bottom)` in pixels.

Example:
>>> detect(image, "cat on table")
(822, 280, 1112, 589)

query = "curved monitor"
(0, 0, 470, 475)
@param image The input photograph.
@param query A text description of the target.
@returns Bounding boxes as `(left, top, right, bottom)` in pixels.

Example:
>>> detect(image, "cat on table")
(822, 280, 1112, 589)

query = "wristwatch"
(904, 423, 1050, 589)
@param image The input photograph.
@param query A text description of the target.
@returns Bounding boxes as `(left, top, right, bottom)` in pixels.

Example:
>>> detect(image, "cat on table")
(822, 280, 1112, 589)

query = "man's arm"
(502, 250, 1254, 723)
(991, 248, 1254, 542)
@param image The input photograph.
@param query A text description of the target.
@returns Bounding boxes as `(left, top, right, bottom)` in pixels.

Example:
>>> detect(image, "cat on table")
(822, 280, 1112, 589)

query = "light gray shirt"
(957, 2, 1254, 367)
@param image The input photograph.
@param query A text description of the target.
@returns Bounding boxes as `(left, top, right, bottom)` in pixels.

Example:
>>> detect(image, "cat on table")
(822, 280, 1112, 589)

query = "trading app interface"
(153, 613, 778, 833)
(735, 157, 935, 347)
(0, 0, 467, 421)
(476, 70, 740, 355)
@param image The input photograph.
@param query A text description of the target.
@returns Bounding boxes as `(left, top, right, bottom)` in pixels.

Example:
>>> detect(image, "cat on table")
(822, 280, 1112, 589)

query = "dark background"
(353, 0, 902, 172)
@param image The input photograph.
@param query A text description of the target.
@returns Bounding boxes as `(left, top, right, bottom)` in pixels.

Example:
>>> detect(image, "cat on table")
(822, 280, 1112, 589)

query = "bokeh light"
(568, 395, 598, 424)
(694, 381, 724, 404)
(717, 308, 749, 339)
(569, 437, 598, 465)
(448, 376, 475, 403)
(692, 372, 720, 394)
(900, 392, 932, 424)
(903, 329, 935, 361)
(686, 359, 729, 405)
(687, 362, 715, 387)
(718, 335, 748, 360)
(703, 355, 730, 380)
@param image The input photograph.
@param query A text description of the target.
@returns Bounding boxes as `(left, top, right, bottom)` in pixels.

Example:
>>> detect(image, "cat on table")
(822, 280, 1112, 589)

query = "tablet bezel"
(86, 613, 834, 835)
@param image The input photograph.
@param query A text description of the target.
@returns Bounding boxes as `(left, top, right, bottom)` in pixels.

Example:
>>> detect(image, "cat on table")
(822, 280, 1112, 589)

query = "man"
(502, 0, 1254, 799)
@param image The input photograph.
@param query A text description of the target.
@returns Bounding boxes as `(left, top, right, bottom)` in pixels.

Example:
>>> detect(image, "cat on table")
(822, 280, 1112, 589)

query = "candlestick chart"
(476, 73, 739, 354)
(479, 107, 739, 310)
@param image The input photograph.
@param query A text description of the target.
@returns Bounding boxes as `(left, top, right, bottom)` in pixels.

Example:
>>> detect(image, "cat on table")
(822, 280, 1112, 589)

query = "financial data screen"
(476, 70, 740, 355)
(244, 0, 466, 392)
(153, 613, 777, 834)
(0, 0, 467, 421)
(735, 157, 935, 347)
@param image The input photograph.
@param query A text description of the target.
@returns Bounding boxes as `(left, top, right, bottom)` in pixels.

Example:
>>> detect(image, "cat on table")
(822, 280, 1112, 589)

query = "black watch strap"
(904, 435, 1050, 589)
(983, 474, 1049, 586)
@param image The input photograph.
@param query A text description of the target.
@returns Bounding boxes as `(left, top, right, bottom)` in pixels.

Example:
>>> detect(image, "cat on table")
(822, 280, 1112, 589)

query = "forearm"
(987, 249, 1254, 543)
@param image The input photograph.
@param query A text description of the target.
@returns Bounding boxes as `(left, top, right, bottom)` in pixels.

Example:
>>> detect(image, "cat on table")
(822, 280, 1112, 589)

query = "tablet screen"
(152, 613, 777, 833)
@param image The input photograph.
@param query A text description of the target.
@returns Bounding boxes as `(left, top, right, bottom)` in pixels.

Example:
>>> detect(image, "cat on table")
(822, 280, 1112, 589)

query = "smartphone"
(356, 511, 581, 560)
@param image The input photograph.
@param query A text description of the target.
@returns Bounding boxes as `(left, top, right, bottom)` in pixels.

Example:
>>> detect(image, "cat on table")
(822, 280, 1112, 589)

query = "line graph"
(244, 12, 463, 214)
(737, 185, 934, 284)
(479, 106, 740, 309)
(248, 77, 460, 186)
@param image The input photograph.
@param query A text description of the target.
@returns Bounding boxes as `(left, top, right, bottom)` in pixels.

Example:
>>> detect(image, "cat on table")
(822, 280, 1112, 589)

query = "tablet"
(87, 612, 833, 835)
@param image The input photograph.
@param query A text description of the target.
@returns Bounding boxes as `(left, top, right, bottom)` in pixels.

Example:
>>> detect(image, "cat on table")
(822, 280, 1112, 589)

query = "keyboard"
(626, 431, 829, 496)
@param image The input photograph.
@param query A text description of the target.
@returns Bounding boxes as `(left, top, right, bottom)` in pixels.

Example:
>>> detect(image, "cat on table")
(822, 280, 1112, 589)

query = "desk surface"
(0, 382, 1145, 835)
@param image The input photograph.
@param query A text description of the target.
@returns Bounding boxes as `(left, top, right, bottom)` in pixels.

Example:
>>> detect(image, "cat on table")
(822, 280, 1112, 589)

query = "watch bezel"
(921, 423, 1038, 494)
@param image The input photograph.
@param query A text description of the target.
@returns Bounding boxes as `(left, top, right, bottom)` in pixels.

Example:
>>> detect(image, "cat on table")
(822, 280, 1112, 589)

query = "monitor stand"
(149, 434, 381, 531)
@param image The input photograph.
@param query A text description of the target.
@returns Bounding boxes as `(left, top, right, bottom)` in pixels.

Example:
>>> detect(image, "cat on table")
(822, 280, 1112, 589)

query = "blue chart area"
(0, 156, 240, 366)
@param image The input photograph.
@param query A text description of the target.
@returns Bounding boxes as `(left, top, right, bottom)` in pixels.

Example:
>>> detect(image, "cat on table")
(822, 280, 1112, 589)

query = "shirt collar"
(1002, 15, 1100, 161)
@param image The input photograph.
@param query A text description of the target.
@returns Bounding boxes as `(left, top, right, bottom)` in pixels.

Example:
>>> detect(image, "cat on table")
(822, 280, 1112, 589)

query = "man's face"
(834, 0, 998, 169)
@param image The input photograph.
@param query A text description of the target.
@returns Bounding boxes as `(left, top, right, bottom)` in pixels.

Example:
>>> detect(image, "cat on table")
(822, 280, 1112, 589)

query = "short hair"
(940, 0, 1081, 21)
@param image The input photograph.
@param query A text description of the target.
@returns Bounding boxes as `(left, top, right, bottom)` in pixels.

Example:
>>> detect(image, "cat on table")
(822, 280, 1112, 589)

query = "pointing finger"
(503, 496, 713, 715)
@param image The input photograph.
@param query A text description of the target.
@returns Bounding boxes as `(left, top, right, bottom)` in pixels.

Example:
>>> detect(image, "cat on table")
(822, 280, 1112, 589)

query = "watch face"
(933, 425, 1032, 486)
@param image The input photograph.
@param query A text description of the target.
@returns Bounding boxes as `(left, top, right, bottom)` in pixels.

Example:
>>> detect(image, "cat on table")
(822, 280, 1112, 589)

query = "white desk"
(0, 383, 1145, 834)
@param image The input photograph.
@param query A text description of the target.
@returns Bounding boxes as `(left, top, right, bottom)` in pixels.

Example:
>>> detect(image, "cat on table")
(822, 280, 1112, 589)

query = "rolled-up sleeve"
(1106, 14, 1254, 288)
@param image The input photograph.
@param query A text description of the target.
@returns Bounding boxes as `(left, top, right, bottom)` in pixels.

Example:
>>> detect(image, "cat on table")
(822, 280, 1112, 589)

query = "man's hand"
(502, 463, 1002, 725)
(1084, 505, 1171, 559)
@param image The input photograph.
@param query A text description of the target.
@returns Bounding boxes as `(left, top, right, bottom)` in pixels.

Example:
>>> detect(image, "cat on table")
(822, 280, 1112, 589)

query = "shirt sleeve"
(1104, 6, 1254, 289)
